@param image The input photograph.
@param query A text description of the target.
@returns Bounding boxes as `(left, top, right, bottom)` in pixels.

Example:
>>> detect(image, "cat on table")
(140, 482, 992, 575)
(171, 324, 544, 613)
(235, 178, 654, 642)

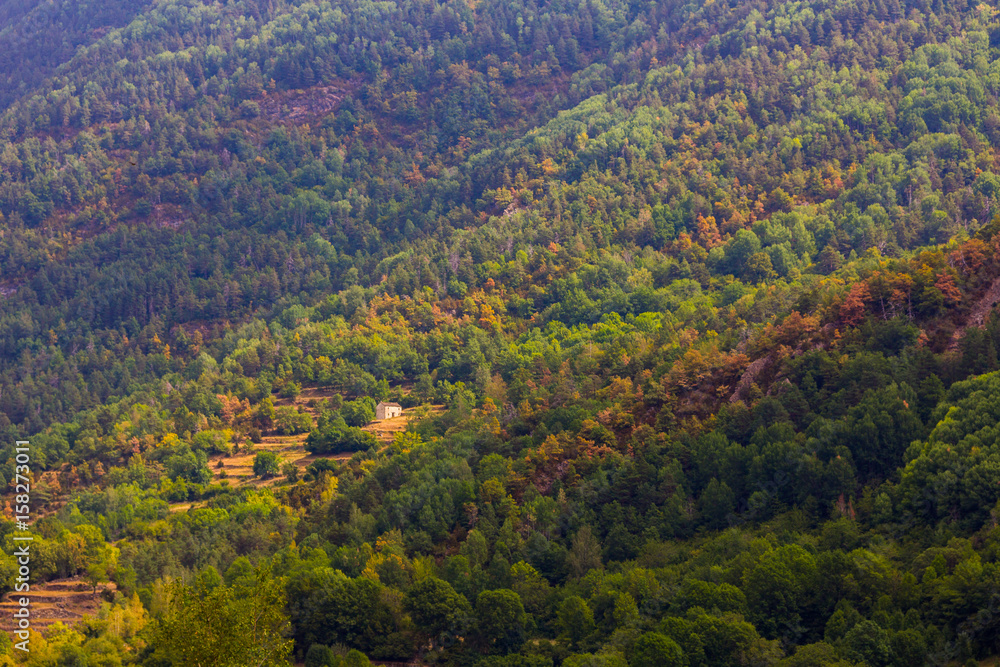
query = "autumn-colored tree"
(840, 283, 871, 326)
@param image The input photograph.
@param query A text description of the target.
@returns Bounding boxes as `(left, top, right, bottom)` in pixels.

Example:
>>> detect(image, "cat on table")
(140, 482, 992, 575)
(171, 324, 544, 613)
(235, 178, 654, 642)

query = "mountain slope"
(0, 0, 150, 112)
(3, 0, 1000, 665)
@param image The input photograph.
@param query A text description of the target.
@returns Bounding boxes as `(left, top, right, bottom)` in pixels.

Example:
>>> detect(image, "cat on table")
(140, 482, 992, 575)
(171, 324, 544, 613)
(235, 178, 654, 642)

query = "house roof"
(377, 401, 402, 408)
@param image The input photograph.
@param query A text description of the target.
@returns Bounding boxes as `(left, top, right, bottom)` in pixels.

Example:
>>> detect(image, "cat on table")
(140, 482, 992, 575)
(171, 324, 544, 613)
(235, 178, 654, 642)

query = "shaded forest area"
(2, 0, 1000, 665)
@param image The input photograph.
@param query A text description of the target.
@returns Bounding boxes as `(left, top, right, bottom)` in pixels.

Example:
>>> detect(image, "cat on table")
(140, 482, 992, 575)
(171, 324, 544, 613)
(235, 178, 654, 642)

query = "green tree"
(629, 632, 684, 667)
(567, 526, 603, 578)
(85, 561, 108, 594)
(698, 479, 736, 530)
(557, 596, 596, 650)
(286, 569, 397, 656)
(274, 406, 313, 435)
(403, 577, 472, 640)
(841, 620, 891, 667)
(254, 451, 282, 478)
(152, 565, 292, 666)
(341, 398, 376, 427)
(776, 642, 852, 666)
(562, 655, 628, 667)
(476, 589, 528, 654)
(305, 644, 334, 667)
(742, 545, 818, 639)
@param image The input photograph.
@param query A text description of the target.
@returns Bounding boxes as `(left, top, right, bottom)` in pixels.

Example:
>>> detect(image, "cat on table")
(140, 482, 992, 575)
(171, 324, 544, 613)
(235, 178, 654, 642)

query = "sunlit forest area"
(2, 0, 1000, 664)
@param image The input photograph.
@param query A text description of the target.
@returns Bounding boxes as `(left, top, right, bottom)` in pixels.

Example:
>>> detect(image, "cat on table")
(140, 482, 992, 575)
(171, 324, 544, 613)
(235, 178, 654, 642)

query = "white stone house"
(375, 401, 402, 420)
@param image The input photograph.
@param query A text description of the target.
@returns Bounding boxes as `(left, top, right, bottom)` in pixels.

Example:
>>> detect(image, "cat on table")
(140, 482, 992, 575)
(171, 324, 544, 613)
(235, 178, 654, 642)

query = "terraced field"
(169, 390, 443, 510)
(0, 578, 115, 636)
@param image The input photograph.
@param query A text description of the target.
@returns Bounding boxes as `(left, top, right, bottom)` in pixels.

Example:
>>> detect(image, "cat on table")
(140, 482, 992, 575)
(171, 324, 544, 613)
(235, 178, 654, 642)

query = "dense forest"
(3, 0, 1000, 664)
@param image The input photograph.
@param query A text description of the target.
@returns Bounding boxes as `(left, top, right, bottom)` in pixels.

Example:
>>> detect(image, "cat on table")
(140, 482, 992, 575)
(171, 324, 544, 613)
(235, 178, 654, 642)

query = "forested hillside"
(3, 0, 1000, 664)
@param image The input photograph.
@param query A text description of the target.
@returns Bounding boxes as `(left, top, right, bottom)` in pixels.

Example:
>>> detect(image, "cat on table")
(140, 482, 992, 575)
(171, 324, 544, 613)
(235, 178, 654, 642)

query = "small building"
(375, 401, 402, 420)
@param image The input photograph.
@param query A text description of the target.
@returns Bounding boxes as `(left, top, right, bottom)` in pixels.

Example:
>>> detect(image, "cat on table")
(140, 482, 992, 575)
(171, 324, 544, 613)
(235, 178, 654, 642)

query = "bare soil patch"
(257, 81, 357, 123)
(950, 274, 1000, 349)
